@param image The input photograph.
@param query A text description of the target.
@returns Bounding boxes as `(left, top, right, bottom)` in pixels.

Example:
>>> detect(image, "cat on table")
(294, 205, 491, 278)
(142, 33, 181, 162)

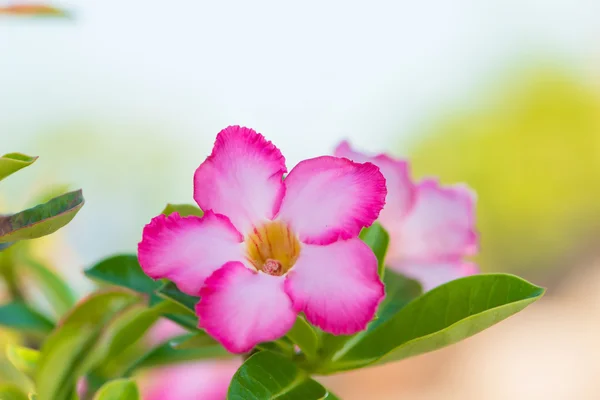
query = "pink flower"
(138, 126, 386, 353)
(141, 319, 239, 400)
(141, 361, 239, 400)
(146, 318, 188, 346)
(335, 141, 479, 291)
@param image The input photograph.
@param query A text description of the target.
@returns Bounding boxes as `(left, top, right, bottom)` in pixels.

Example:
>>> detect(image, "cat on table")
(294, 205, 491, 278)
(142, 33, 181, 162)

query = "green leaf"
(156, 281, 199, 313)
(360, 223, 389, 278)
(319, 274, 545, 373)
(372, 271, 422, 329)
(85, 254, 160, 295)
(0, 190, 84, 243)
(21, 257, 76, 318)
(0, 153, 37, 182)
(6, 345, 40, 379)
(227, 351, 327, 400)
(0, 384, 29, 400)
(90, 304, 160, 371)
(125, 334, 231, 374)
(93, 379, 139, 400)
(286, 316, 319, 360)
(318, 271, 422, 363)
(170, 331, 219, 349)
(84, 256, 198, 330)
(0, 301, 54, 334)
(161, 203, 204, 217)
(35, 290, 140, 400)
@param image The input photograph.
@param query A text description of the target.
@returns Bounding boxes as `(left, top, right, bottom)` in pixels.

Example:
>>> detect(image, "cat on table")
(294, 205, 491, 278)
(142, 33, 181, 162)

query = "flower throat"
(245, 221, 300, 276)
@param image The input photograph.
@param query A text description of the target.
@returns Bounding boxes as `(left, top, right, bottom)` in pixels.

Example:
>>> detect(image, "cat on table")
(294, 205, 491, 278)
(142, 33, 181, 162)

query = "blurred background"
(2, 0, 600, 398)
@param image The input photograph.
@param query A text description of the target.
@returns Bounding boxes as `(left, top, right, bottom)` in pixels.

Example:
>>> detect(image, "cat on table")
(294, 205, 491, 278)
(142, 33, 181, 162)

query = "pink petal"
(138, 211, 244, 296)
(397, 179, 478, 262)
(284, 239, 384, 335)
(390, 261, 479, 292)
(335, 140, 415, 223)
(193, 126, 287, 234)
(197, 262, 297, 353)
(141, 360, 239, 400)
(146, 318, 188, 346)
(277, 156, 386, 245)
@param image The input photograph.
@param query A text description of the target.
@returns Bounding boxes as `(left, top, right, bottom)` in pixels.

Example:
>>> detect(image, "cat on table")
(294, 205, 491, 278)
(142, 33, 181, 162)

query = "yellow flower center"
(245, 221, 301, 276)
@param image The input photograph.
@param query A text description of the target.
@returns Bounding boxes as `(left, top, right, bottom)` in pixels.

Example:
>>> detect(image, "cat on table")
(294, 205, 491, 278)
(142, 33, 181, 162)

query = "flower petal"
(397, 179, 478, 262)
(277, 156, 386, 245)
(193, 126, 287, 234)
(138, 211, 244, 296)
(197, 262, 296, 353)
(335, 140, 415, 224)
(284, 239, 384, 335)
(390, 261, 479, 291)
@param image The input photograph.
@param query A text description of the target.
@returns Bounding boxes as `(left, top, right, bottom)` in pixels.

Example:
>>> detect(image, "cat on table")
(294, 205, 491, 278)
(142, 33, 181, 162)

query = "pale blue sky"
(1, 0, 599, 267)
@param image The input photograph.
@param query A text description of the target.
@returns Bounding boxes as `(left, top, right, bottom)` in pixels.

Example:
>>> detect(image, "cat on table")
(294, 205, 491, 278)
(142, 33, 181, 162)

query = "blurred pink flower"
(77, 376, 88, 399)
(139, 126, 386, 353)
(141, 361, 238, 400)
(141, 319, 239, 400)
(335, 141, 479, 291)
(146, 318, 188, 345)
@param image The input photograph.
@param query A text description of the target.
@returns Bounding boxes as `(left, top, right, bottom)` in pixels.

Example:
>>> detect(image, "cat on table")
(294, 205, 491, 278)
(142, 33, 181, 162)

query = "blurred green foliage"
(410, 68, 600, 275)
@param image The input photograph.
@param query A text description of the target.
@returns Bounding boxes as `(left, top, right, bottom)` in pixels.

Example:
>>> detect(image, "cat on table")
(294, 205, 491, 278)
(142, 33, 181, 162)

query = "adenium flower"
(138, 126, 387, 353)
(141, 319, 239, 400)
(142, 362, 237, 400)
(335, 141, 478, 291)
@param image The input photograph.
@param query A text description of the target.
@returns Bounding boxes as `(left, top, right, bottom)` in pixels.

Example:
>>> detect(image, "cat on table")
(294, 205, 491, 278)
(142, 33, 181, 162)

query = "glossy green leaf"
(156, 281, 198, 313)
(85, 254, 160, 295)
(0, 190, 84, 243)
(0, 301, 54, 334)
(84, 255, 198, 329)
(6, 345, 39, 379)
(161, 203, 204, 217)
(286, 316, 319, 360)
(371, 271, 422, 329)
(22, 257, 76, 318)
(319, 274, 545, 373)
(0, 153, 37, 182)
(125, 334, 230, 374)
(92, 379, 139, 400)
(0, 384, 28, 400)
(227, 351, 327, 400)
(35, 290, 140, 400)
(360, 223, 389, 278)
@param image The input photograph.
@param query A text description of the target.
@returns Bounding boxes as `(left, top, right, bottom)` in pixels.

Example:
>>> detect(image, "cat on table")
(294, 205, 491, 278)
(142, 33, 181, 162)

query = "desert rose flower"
(141, 319, 239, 400)
(139, 126, 386, 353)
(142, 362, 237, 400)
(335, 141, 478, 291)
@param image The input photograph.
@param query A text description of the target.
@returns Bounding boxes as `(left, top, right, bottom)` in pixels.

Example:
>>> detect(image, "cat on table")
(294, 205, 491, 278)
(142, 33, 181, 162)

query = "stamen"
(263, 259, 282, 276)
(245, 221, 301, 276)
